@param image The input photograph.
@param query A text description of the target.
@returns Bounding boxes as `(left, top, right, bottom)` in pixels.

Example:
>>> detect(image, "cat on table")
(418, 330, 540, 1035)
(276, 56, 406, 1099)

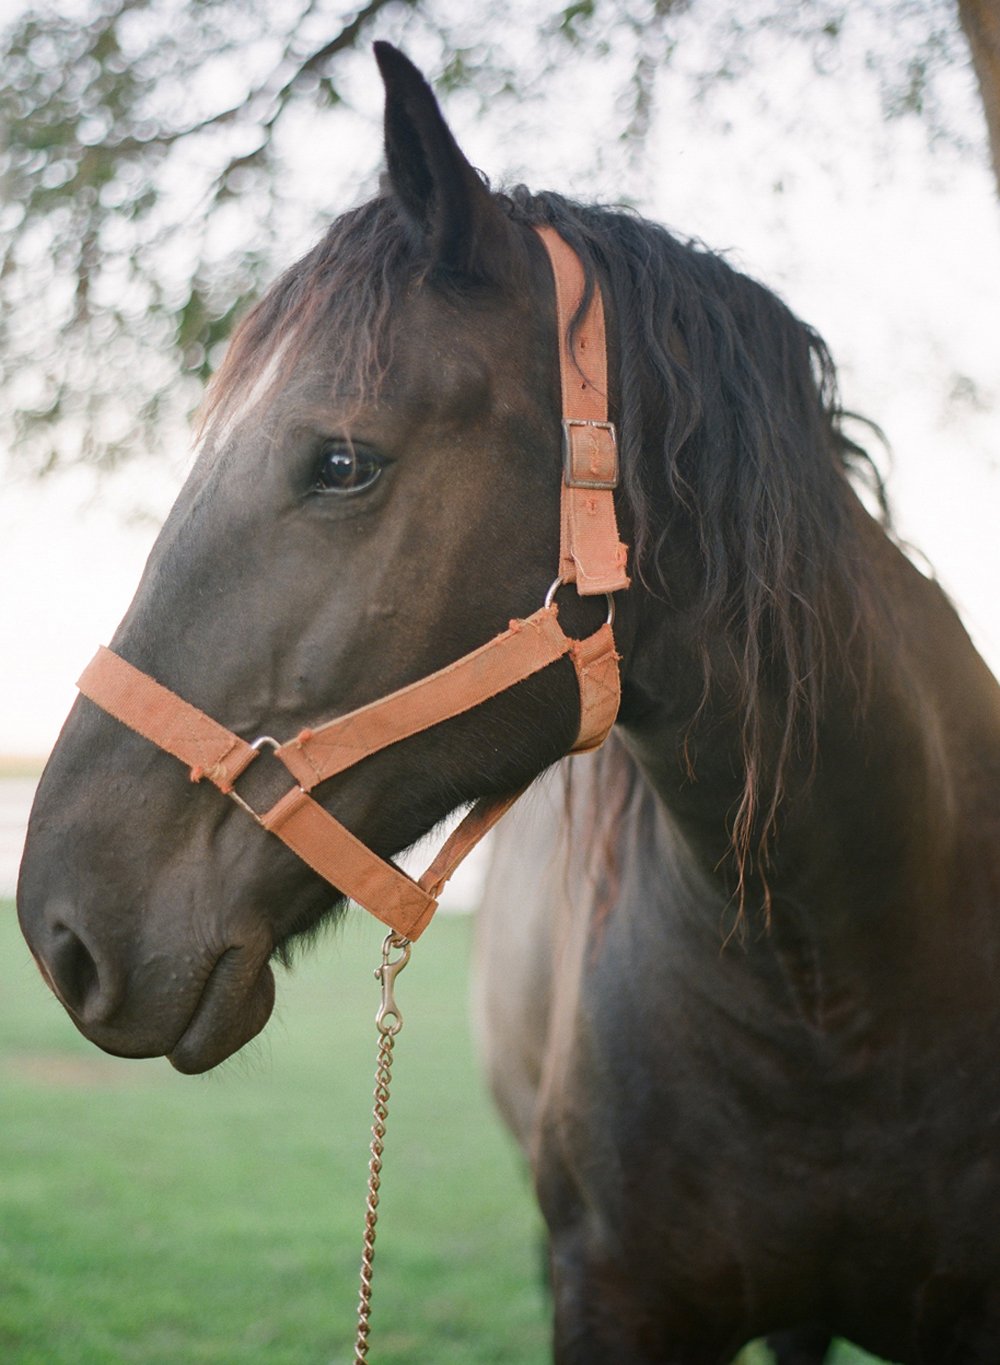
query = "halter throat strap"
(75, 227, 629, 942)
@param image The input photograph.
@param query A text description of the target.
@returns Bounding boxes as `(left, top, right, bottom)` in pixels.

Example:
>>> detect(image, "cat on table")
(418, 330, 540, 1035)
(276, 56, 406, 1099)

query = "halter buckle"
(562, 419, 618, 490)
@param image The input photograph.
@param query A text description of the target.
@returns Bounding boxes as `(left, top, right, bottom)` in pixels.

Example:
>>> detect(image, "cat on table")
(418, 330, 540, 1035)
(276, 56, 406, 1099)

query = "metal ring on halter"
(544, 575, 615, 627)
(225, 735, 288, 822)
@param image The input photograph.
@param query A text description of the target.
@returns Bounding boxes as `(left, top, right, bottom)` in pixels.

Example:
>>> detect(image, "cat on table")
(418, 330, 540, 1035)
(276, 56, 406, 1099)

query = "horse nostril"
(48, 920, 105, 1018)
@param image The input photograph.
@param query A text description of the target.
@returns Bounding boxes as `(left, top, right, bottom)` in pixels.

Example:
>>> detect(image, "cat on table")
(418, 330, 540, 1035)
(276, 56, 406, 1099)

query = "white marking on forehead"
(204, 331, 294, 452)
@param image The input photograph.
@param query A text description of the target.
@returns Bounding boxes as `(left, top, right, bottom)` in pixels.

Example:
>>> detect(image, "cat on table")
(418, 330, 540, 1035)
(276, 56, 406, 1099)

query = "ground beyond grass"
(1, 902, 885, 1364)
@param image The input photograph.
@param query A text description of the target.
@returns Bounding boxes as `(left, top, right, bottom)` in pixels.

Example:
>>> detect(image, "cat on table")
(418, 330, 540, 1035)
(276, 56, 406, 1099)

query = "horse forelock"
(197, 196, 420, 444)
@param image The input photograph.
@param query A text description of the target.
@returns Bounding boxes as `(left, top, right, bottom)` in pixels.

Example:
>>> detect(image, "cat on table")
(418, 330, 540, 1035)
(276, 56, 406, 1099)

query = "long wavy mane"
(202, 183, 885, 904)
(501, 189, 886, 906)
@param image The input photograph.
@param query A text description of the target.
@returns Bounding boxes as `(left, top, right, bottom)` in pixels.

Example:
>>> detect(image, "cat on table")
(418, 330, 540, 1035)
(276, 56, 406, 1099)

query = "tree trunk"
(958, 0, 1000, 197)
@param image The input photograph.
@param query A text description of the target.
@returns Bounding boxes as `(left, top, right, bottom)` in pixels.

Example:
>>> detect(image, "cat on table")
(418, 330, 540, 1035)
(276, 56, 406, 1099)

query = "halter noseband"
(76, 227, 630, 941)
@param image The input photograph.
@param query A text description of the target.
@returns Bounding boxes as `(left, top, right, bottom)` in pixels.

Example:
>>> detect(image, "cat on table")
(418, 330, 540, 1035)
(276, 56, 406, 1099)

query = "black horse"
(18, 42, 1000, 1365)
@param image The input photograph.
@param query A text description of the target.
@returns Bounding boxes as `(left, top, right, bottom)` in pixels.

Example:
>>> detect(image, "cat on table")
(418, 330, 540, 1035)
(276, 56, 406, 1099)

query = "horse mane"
(202, 183, 887, 908)
(501, 189, 887, 909)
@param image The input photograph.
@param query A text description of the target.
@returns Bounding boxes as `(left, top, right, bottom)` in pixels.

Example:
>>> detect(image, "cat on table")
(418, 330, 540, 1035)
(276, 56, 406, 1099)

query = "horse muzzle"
(18, 844, 276, 1074)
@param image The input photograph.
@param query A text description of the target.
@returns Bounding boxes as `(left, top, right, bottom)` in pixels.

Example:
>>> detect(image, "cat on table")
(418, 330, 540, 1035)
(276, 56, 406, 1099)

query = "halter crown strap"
(75, 227, 627, 942)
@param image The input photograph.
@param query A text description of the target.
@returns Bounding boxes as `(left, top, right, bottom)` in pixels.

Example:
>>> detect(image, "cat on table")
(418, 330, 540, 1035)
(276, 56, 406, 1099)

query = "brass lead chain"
(354, 933, 411, 1363)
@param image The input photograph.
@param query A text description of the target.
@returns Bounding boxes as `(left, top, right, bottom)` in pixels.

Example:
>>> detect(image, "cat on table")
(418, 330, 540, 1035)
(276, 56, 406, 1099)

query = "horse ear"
(373, 42, 514, 280)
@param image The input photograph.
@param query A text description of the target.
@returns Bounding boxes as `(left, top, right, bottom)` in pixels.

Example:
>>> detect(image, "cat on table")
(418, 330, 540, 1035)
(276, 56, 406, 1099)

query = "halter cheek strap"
(75, 227, 629, 942)
(535, 226, 629, 597)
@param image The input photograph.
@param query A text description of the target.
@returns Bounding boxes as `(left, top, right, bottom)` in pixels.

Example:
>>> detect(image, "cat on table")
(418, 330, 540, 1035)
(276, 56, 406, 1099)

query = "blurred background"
(1, 0, 998, 768)
(1, 1, 997, 1360)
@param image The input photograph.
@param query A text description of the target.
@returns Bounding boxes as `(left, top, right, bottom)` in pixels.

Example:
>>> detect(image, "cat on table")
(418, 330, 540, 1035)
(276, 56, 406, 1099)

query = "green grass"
(1, 902, 887, 1364)
(1, 906, 548, 1364)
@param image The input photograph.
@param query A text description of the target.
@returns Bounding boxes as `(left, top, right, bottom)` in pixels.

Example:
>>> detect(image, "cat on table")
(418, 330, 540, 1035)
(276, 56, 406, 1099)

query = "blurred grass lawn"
(1, 901, 886, 1364)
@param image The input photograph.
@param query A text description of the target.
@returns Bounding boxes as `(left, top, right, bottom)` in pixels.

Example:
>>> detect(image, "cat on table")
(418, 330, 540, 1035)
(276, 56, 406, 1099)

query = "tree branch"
(958, 0, 1000, 197)
(109, 0, 414, 155)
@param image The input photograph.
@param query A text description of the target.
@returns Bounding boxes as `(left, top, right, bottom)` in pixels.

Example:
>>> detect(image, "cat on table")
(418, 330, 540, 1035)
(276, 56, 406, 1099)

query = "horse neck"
(616, 501, 1000, 948)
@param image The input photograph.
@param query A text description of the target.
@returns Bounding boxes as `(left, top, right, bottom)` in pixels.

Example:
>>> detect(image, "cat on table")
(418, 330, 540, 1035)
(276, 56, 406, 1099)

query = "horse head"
(17, 45, 627, 1072)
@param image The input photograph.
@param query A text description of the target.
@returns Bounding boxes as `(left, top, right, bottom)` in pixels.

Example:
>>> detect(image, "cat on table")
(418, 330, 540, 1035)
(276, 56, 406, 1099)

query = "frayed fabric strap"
(569, 623, 620, 754)
(534, 226, 630, 597)
(276, 607, 572, 791)
(78, 648, 258, 792)
(260, 788, 437, 941)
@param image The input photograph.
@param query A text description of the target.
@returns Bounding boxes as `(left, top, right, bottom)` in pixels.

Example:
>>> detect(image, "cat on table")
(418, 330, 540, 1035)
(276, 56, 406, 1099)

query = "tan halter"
(76, 227, 630, 942)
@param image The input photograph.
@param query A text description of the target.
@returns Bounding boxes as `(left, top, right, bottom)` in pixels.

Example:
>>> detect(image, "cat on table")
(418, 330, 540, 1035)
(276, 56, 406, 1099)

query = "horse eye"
(314, 444, 383, 495)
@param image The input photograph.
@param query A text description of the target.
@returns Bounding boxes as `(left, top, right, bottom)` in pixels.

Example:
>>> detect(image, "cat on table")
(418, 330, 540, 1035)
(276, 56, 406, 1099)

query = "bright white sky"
(1, 17, 998, 756)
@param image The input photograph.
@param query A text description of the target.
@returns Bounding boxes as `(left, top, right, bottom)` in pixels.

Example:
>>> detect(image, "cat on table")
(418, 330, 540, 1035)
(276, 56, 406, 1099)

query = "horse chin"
(167, 946, 276, 1075)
